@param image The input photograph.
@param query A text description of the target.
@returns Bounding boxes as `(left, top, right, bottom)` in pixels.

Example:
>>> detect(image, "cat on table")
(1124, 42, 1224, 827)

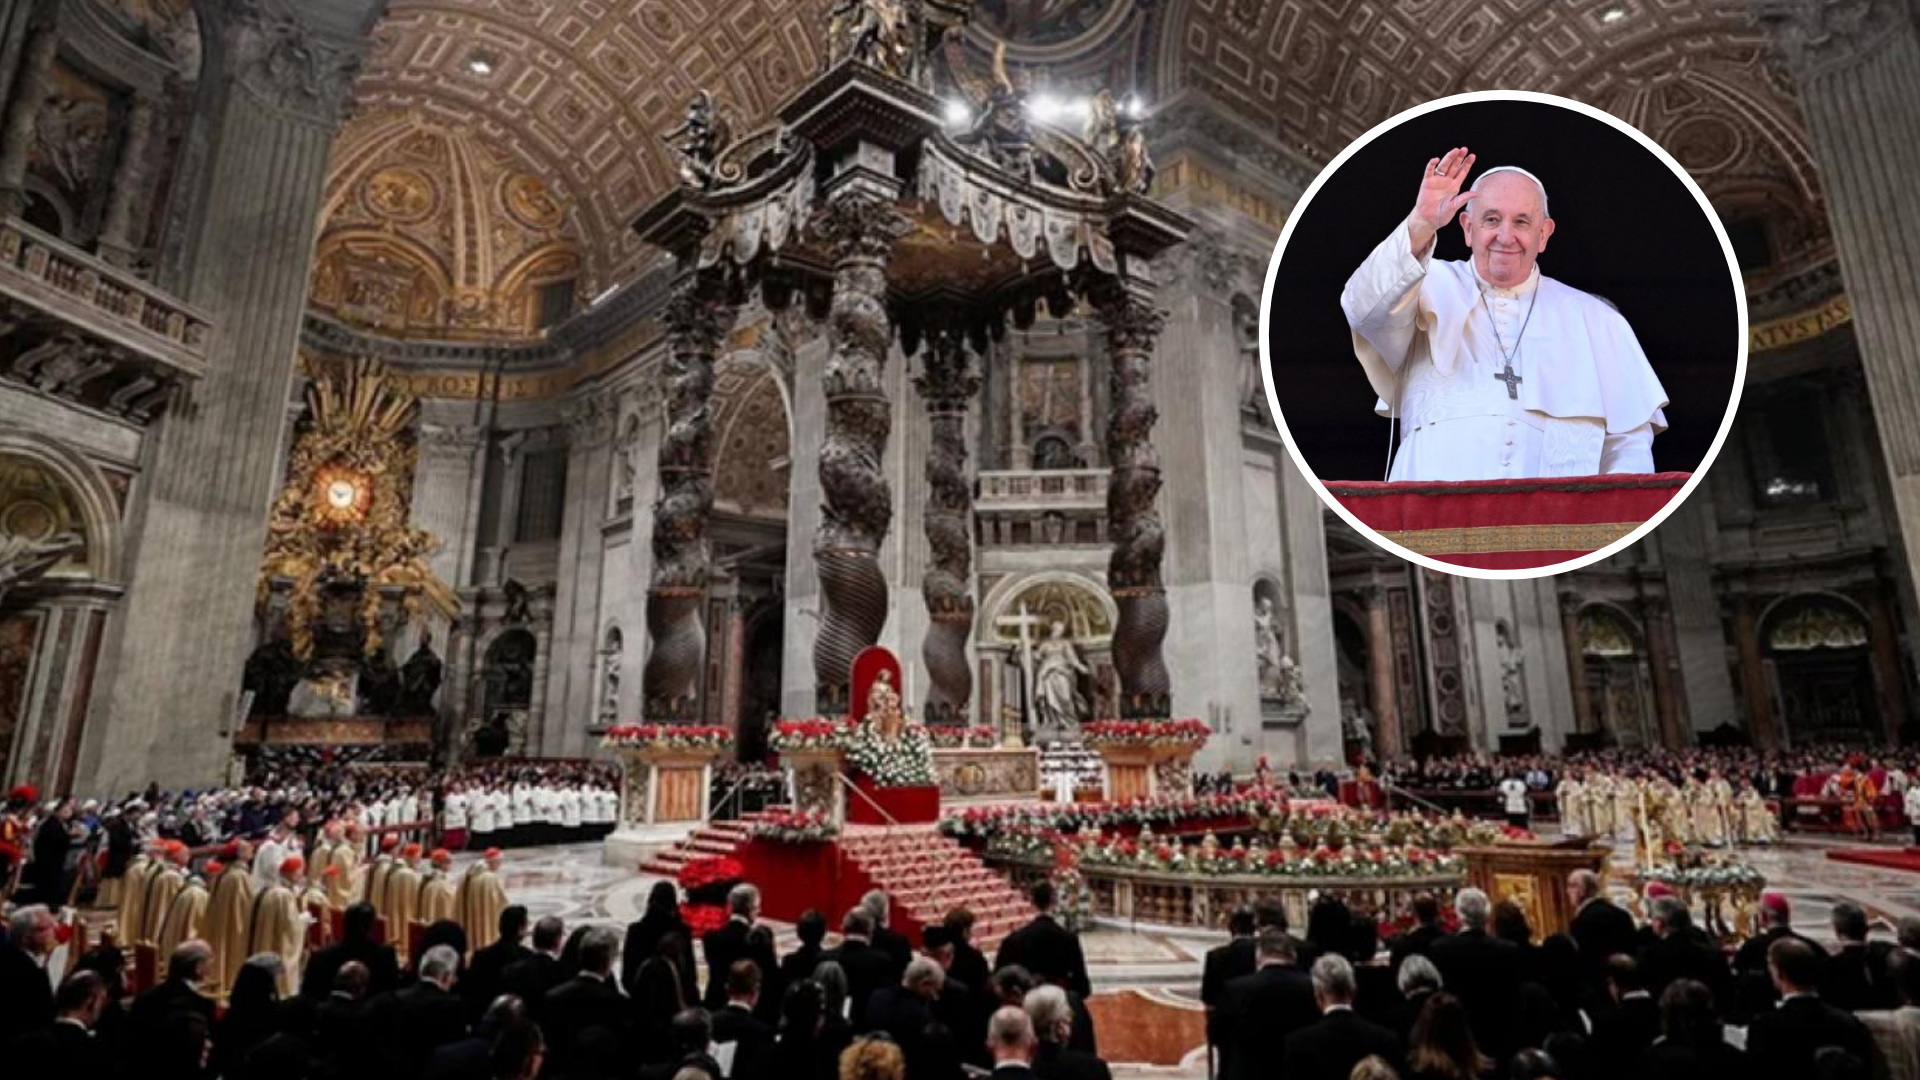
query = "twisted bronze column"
(912, 333, 981, 725)
(810, 191, 911, 714)
(1100, 289, 1172, 718)
(642, 273, 730, 720)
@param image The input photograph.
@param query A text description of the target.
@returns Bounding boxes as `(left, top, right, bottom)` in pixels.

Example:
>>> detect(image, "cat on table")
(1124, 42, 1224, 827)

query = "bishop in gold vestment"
(202, 857, 255, 997)
(248, 856, 311, 998)
(417, 849, 459, 927)
(140, 844, 188, 946)
(383, 844, 423, 961)
(313, 821, 360, 910)
(457, 848, 510, 953)
(155, 871, 210, 963)
(116, 849, 156, 945)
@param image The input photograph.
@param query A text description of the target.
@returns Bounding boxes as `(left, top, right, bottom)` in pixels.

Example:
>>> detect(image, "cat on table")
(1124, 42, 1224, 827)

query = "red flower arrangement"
(748, 809, 837, 843)
(1081, 719, 1211, 749)
(769, 718, 858, 753)
(680, 902, 728, 937)
(602, 724, 734, 751)
(677, 855, 744, 890)
(926, 726, 998, 749)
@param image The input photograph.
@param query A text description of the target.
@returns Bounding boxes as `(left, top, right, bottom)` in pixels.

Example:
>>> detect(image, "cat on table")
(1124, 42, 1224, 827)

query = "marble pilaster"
(83, 4, 368, 791)
(96, 93, 157, 269)
(544, 392, 614, 755)
(1756, 0, 1920, 599)
(0, 11, 56, 219)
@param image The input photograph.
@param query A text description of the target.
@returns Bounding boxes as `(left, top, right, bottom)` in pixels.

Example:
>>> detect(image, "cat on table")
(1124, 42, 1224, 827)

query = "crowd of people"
(0, 761, 620, 907)
(0, 873, 1111, 1080)
(1203, 876, 1920, 1080)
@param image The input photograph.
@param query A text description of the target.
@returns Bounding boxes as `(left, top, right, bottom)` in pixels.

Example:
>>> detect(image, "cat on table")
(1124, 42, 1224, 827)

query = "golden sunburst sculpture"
(260, 356, 457, 660)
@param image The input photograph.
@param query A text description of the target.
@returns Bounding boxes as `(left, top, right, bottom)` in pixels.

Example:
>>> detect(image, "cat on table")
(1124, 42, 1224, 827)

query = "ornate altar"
(1084, 720, 1205, 802)
(245, 358, 455, 748)
(601, 723, 732, 867)
(628, 0, 1189, 741)
(932, 746, 1041, 801)
(1459, 838, 1610, 941)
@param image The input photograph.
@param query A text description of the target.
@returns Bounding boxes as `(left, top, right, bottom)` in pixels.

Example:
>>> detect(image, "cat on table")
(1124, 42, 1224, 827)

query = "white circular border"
(1256, 89, 1749, 581)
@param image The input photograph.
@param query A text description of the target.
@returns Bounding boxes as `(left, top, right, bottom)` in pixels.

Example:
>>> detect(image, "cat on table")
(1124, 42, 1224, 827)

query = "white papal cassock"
(1342, 224, 1670, 481)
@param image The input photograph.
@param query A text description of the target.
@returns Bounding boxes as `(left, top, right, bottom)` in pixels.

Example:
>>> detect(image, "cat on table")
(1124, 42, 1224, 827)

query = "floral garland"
(769, 718, 857, 753)
(1641, 856, 1767, 893)
(926, 725, 997, 749)
(602, 723, 734, 752)
(943, 790, 1299, 839)
(846, 721, 936, 788)
(997, 827, 1463, 882)
(1081, 718, 1211, 749)
(747, 808, 838, 843)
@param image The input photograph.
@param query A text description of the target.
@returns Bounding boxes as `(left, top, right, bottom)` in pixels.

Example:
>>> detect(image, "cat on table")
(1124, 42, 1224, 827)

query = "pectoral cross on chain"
(1494, 361, 1523, 400)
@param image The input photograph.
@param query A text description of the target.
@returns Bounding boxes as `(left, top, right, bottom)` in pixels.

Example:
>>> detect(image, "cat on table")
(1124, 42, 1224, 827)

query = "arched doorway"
(1764, 595, 1877, 743)
(477, 628, 536, 756)
(1579, 607, 1653, 747)
(737, 601, 784, 761)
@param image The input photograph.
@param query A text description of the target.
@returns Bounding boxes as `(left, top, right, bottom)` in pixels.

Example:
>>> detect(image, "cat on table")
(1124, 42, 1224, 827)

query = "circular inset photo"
(1259, 91, 1746, 578)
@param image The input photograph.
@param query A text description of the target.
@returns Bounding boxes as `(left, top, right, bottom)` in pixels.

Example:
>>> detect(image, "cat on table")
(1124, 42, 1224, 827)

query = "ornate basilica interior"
(2, 0, 1919, 794)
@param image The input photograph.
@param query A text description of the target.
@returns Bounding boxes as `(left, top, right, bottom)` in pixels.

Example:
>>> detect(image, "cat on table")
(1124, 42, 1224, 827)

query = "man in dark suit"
(1637, 895, 1732, 1005)
(1027, 982, 1112, 1080)
(127, 938, 217, 1047)
(1215, 926, 1319, 1080)
(818, 907, 899, 1030)
(24, 798, 75, 905)
(1386, 893, 1449, 978)
(987, 1005, 1039, 1080)
(638, 1008, 726, 1080)
(703, 883, 773, 1009)
(1747, 937, 1873, 1080)
(1589, 954, 1660, 1075)
(1427, 888, 1522, 1059)
(315, 962, 383, 1080)
(544, 926, 629, 1070)
(712, 959, 778, 1080)
(425, 992, 526, 1080)
(1733, 892, 1825, 1017)
(0, 905, 58, 1041)
(11, 969, 114, 1078)
(1281, 954, 1403, 1080)
(302, 901, 401, 1001)
(501, 915, 569, 1026)
(995, 881, 1092, 999)
(377, 943, 470, 1077)
(924, 925, 989, 1068)
(866, 956, 964, 1080)
(1201, 907, 1258, 1012)
(863, 889, 915, 972)
(1567, 869, 1638, 984)
(1821, 900, 1897, 1012)
(463, 904, 531, 1021)
(779, 909, 830, 992)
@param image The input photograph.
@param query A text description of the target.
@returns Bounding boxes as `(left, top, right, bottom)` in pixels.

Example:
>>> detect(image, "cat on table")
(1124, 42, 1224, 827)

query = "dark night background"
(1264, 100, 1743, 482)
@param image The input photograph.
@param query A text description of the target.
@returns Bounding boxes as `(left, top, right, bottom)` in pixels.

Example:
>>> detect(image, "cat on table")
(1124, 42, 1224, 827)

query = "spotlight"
(1124, 96, 1147, 120)
(466, 50, 496, 75)
(1028, 94, 1063, 122)
(1600, 5, 1626, 22)
(943, 99, 972, 126)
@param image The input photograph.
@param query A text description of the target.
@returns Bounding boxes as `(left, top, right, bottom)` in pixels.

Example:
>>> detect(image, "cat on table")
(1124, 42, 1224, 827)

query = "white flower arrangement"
(846, 720, 935, 788)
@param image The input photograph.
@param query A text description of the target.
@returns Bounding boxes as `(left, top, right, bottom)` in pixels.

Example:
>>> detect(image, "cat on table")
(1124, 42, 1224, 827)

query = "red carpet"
(1826, 846, 1920, 873)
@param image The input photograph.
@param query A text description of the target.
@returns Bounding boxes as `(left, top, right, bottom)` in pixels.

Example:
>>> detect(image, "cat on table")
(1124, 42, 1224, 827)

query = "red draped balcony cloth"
(1325, 472, 1692, 570)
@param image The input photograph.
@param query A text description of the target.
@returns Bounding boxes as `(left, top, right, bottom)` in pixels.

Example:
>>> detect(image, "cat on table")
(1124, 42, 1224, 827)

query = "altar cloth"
(1325, 472, 1691, 570)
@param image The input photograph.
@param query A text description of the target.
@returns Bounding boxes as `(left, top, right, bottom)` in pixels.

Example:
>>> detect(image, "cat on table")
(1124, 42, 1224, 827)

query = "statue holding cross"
(996, 602, 1045, 748)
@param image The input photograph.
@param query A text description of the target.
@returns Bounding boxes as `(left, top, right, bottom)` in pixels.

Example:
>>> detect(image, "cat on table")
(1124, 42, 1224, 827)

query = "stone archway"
(0, 436, 124, 790)
(978, 572, 1117, 740)
(1578, 605, 1654, 748)
(1762, 594, 1878, 745)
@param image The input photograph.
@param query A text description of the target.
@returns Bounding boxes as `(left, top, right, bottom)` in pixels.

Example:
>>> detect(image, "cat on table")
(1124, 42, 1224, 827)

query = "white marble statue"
(1033, 621, 1090, 742)
(1254, 596, 1286, 697)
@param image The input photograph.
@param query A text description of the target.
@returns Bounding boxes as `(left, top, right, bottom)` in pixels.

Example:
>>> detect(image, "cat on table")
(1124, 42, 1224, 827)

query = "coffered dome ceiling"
(1164, 0, 1832, 280)
(339, 0, 1833, 306)
(349, 0, 834, 292)
(312, 110, 583, 341)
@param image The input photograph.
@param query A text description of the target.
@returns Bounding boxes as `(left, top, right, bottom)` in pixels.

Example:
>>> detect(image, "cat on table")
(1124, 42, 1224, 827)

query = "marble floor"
(485, 832, 1920, 1077)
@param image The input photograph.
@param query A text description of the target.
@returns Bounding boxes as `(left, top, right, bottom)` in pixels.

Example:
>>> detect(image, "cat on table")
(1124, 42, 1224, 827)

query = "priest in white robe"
(1342, 148, 1670, 481)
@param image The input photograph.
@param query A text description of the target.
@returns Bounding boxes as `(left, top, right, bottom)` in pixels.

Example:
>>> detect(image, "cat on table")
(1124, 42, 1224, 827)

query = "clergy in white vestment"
(1342, 148, 1670, 482)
